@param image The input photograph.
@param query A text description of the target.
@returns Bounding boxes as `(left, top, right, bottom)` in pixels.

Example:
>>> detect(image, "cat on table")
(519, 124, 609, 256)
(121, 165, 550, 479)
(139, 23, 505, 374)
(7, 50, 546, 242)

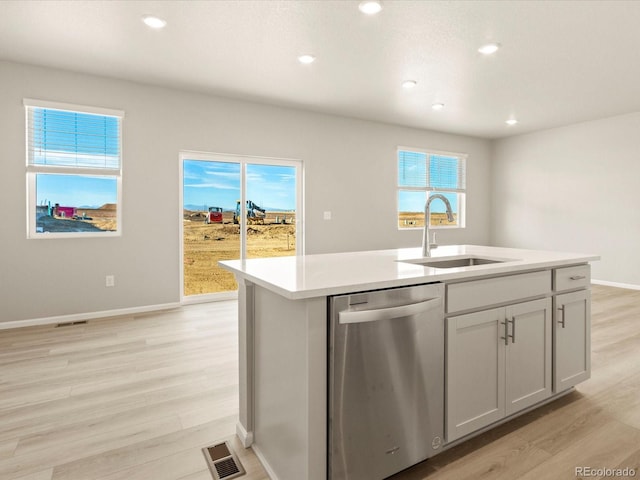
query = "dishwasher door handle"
(339, 297, 442, 324)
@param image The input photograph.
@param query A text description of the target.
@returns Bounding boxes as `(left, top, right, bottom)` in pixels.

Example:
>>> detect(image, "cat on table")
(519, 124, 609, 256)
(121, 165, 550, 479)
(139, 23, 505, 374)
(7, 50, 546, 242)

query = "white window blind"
(26, 102, 122, 170)
(429, 154, 466, 192)
(398, 150, 465, 192)
(398, 150, 427, 187)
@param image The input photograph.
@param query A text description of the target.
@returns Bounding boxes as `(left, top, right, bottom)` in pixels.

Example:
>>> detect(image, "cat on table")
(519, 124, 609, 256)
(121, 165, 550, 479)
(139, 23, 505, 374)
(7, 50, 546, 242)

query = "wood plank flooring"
(1, 284, 639, 480)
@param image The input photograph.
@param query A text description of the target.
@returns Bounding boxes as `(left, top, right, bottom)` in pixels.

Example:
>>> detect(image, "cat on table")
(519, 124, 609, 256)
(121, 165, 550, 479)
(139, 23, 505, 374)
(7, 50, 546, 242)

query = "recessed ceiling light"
(359, 1, 383, 15)
(506, 119, 518, 125)
(432, 103, 445, 111)
(478, 43, 500, 55)
(142, 15, 167, 29)
(402, 80, 417, 89)
(297, 54, 316, 64)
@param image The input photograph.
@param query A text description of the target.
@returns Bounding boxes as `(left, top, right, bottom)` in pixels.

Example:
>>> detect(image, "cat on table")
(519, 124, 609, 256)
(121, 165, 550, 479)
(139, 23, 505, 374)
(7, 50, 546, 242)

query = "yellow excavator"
(233, 200, 266, 224)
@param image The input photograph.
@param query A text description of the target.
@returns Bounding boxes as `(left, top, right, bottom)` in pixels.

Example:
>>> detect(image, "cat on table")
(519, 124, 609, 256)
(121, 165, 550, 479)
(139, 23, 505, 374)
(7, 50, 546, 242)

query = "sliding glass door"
(245, 163, 298, 259)
(180, 152, 302, 299)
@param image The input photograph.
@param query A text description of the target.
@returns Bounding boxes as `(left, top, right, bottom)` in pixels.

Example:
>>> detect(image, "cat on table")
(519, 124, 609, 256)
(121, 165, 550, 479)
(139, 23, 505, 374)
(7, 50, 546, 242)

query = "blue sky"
(398, 191, 458, 213)
(183, 160, 296, 211)
(36, 174, 117, 208)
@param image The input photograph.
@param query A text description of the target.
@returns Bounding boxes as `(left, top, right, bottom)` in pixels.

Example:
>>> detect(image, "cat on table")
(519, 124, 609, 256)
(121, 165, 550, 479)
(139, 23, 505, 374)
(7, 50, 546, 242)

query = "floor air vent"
(202, 441, 245, 480)
(55, 320, 88, 328)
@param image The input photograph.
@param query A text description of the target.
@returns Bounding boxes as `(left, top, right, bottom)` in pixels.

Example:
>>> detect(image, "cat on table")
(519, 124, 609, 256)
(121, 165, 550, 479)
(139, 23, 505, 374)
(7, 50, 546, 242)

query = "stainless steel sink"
(400, 256, 511, 269)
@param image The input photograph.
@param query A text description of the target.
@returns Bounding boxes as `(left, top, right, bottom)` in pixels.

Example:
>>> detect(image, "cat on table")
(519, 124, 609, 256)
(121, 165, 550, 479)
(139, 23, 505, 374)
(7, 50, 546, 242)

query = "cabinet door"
(554, 290, 591, 392)
(504, 298, 552, 416)
(446, 308, 505, 442)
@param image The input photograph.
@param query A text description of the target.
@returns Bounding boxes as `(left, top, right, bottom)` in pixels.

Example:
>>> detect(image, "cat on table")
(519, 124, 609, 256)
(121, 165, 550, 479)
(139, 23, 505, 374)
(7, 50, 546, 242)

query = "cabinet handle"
(557, 305, 566, 328)
(569, 275, 586, 281)
(508, 317, 516, 343)
(500, 320, 509, 345)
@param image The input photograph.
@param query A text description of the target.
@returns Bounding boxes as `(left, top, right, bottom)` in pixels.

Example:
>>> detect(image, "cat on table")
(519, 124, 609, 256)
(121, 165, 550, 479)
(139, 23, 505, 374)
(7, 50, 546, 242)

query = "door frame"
(179, 150, 304, 304)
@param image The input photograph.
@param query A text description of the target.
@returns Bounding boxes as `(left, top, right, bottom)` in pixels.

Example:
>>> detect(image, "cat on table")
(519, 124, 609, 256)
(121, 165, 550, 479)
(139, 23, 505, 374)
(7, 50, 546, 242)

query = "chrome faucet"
(422, 194, 454, 257)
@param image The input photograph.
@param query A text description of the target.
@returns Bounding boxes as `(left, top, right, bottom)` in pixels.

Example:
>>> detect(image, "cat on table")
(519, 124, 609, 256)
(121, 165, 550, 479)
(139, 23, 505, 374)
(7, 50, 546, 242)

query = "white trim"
(236, 422, 254, 448)
(23, 98, 124, 118)
(0, 302, 180, 331)
(26, 165, 121, 176)
(27, 229, 121, 240)
(240, 160, 247, 259)
(591, 279, 640, 291)
(178, 154, 185, 300)
(179, 149, 300, 166)
(397, 145, 469, 160)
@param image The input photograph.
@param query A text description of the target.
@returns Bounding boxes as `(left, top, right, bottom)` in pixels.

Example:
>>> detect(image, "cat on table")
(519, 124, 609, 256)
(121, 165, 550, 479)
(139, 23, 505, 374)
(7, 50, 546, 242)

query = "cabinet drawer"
(554, 265, 590, 292)
(446, 270, 551, 313)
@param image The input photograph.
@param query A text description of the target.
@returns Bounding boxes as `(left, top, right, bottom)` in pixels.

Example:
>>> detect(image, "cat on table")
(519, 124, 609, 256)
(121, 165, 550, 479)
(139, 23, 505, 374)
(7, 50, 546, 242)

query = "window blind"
(26, 105, 121, 170)
(429, 154, 466, 191)
(398, 150, 427, 187)
(398, 149, 465, 191)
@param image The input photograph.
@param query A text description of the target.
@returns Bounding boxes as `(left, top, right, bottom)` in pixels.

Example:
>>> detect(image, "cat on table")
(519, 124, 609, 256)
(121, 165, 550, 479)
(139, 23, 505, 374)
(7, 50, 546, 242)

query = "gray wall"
(0, 61, 491, 323)
(491, 112, 640, 286)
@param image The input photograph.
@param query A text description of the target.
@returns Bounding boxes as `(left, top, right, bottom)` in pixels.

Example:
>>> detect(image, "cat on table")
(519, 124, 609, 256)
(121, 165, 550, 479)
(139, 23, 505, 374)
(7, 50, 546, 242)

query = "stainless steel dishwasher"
(329, 283, 445, 480)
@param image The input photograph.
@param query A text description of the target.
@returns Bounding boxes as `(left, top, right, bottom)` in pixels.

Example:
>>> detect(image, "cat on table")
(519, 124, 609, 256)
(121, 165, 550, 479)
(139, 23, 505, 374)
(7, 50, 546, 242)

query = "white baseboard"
(591, 279, 640, 291)
(251, 444, 279, 480)
(236, 422, 254, 448)
(0, 302, 181, 330)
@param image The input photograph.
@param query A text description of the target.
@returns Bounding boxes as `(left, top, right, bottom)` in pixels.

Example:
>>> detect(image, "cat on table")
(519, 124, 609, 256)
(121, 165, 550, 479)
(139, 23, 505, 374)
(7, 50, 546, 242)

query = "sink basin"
(400, 256, 511, 269)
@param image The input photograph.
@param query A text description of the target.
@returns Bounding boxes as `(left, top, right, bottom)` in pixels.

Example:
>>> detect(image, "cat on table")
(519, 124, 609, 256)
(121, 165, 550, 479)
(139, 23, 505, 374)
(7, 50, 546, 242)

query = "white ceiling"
(2, 0, 640, 139)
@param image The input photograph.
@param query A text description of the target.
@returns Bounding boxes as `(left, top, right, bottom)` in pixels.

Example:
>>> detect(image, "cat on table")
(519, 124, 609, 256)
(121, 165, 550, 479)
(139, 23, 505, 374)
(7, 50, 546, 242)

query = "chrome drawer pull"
(508, 317, 516, 343)
(569, 275, 586, 280)
(500, 320, 509, 345)
(557, 305, 566, 328)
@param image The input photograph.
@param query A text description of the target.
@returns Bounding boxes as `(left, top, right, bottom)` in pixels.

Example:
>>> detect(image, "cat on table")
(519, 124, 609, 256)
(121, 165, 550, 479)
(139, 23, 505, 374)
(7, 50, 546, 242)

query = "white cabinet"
(446, 298, 552, 442)
(446, 307, 505, 441)
(554, 289, 591, 392)
(504, 299, 553, 415)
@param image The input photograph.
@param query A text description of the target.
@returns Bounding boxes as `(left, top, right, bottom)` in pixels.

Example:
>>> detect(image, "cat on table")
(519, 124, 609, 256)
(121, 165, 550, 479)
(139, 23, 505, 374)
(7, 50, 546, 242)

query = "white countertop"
(219, 244, 599, 300)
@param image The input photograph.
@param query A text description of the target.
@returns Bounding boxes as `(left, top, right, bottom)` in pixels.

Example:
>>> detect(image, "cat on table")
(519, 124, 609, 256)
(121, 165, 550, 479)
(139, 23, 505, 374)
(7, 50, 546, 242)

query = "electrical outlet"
(323, 211, 332, 220)
(105, 275, 115, 287)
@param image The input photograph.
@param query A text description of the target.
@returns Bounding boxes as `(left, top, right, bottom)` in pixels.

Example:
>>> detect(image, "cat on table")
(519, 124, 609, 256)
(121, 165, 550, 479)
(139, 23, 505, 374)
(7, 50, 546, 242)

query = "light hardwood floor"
(1, 285, 639, 480)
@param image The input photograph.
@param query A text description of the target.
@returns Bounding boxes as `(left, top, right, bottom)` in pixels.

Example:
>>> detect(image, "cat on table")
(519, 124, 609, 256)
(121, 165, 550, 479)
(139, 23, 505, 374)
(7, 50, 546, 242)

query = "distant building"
(53, 203, 76, 218)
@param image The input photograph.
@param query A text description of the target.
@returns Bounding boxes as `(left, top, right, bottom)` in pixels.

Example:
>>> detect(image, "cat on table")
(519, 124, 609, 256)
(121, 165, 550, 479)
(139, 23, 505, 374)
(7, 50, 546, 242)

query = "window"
(180, 151, 303, 299)
(25, 99, 123, 238)
(397, 147, 466, 229)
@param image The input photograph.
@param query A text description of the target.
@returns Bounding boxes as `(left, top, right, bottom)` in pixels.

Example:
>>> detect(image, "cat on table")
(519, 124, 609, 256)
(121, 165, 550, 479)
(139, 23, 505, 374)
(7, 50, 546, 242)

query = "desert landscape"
(398, 211, 458, 228)
(36, 204, 117, 233)
(183, 209, 296, 295)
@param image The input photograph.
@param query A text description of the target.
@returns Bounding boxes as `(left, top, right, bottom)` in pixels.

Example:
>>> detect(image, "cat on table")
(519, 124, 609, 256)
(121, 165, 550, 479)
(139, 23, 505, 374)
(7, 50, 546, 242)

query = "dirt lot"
(183, 210, 296, 296)
(36, 204, 117, 233)
(399, 211, 458, 228)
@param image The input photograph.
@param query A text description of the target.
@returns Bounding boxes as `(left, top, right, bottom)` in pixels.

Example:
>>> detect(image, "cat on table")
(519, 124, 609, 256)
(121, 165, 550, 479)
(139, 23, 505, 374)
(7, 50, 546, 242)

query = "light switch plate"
(323, 211, 332, 220)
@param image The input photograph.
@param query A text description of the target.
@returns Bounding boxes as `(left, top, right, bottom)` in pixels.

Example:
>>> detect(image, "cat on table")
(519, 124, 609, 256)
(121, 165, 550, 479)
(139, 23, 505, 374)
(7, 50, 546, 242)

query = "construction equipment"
(205, 206, 223, 224)
(233, 200, 266, 224)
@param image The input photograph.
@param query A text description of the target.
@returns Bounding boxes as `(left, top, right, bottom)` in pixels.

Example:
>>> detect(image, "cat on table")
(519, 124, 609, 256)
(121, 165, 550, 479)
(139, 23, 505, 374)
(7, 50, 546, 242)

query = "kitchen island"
(220, 245, 599, 480)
